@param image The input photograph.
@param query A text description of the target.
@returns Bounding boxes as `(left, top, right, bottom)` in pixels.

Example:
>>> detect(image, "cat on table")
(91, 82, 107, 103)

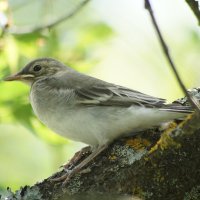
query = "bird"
(4, 57, 193, 183)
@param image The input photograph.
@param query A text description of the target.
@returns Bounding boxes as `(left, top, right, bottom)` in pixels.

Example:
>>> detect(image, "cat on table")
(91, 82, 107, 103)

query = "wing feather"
(47, 71, 166, 108)
(75, 84, 165, 108)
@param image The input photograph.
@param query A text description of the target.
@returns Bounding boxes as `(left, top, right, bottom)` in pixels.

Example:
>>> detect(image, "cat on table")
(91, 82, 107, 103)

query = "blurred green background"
(0, 0, 200, 193)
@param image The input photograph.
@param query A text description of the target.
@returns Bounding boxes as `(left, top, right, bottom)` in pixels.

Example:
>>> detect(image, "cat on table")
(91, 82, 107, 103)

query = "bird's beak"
(3, 73, 34, 81)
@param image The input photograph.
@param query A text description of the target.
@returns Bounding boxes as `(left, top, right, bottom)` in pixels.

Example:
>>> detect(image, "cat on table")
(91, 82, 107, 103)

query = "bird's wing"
(75, 85, 194, 114)
(75, 84, 166, 108)
(47, 71, 166, 108)
(47, 71, 193, 112)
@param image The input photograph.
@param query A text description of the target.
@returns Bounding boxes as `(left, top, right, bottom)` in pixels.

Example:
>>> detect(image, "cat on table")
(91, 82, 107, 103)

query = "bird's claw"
(50, 145, 107, 186)
(51, 173, 69, 182)
(51, 169, 74, 185)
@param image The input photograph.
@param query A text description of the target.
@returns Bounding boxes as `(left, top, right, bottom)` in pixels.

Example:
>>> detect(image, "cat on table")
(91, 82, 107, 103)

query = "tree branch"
(8, 0, 90, 35)
(2, 88, 200, 200)
(185, 0, 200, 25)
(144, 0, 200, 114)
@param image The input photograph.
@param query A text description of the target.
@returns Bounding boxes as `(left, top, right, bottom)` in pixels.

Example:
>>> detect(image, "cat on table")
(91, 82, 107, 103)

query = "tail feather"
(160, 87, 200, 114)
(160, 104, 193, 114)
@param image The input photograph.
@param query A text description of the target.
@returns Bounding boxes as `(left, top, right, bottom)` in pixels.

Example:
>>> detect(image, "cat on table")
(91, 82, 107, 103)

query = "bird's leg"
(61, 146, 92, 170)
(62, 143, 108, 185)
(52, 144, 108, 185)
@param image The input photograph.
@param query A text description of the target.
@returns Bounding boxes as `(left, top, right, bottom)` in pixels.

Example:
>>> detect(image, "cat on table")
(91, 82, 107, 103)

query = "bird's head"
(4, 58, 70, 85)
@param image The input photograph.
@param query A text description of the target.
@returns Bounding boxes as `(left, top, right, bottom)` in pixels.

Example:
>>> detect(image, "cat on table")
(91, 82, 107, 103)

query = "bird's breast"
(29, 84, 102, 145)
(30, 83, 74, 123)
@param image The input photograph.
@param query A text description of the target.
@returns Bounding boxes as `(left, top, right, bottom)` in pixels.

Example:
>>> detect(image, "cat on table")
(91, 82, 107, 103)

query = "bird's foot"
(51, 146, 92, 184)
(51, 144, 108, 185)
(60, 146, 92, 170)
(51, 165, 90, 186)
(51, 172, 69, 183)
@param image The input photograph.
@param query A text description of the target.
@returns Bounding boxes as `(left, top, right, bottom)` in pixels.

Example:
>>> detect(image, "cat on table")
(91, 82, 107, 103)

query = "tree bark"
(2, 109, 200, 200)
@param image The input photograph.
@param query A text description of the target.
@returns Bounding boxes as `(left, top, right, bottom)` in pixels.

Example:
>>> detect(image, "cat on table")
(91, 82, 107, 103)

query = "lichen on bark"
(2, 111, 200, 200)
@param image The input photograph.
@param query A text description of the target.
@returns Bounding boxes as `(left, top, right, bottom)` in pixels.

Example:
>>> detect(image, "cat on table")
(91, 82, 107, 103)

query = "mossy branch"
(2, 108, 200, 200)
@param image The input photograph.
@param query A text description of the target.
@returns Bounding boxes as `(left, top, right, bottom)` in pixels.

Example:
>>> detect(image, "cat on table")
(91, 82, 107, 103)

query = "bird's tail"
(159, 87, 200, 114)
(160, 104, 193, 114)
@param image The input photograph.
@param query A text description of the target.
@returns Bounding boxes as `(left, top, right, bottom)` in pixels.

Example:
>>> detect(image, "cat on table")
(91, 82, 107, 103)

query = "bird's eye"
(33, 65, 42, 72)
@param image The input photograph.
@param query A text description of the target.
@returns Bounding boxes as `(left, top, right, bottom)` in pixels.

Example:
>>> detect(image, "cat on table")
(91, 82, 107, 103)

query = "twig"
(185, 0, 200, 25)
(8, 0, 90, 35)
(144, 0, 200, 114)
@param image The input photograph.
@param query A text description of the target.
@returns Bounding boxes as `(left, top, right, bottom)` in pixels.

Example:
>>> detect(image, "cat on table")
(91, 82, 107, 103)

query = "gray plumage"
(5, 58, 193, 147)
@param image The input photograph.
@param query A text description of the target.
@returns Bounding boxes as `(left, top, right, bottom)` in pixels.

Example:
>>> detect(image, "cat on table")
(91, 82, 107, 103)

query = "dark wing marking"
(46, 71, 192, 112)
(75, 84, 166, 108)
